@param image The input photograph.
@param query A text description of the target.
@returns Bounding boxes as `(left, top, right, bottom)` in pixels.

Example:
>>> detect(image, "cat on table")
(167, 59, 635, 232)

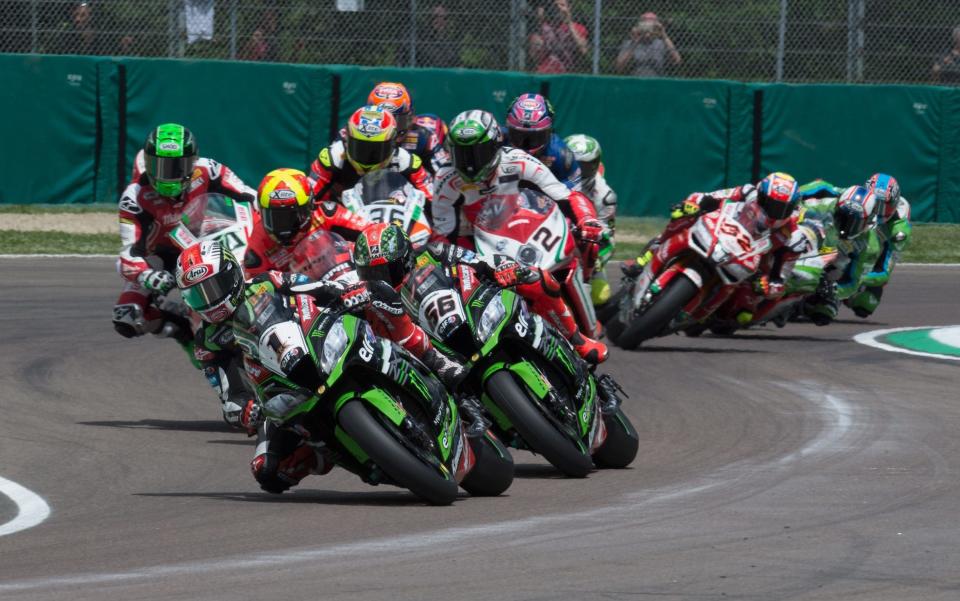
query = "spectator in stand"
(529, 0, 588, 73)
(615, 12, 681, 77)
(932, 26, 960, 85)
(52, 1, 103, 55)
(419, 5, 460, 67)
(240, 8, 278, 62)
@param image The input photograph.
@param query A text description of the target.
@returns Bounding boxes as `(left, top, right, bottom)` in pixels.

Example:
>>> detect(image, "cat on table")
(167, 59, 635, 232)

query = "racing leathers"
(848, 195, 911, 318)
(433, 149, 608, 362)
(580, 163, 618, 304)
(630, 184, 802, 323)
(501, 130, 582, 189)
(243, 201, 370, 277)
(112, 157, 254, 341)
(309, 139, 433, 203)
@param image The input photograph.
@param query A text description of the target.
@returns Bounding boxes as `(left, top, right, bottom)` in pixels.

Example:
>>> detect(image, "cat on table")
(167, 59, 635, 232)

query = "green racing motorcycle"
(236, 283, 514, 504)
(400, 254, 639, 477)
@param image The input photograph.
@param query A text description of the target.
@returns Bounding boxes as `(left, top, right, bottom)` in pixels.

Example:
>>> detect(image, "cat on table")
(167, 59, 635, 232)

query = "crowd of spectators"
(9, 1, 960, 86)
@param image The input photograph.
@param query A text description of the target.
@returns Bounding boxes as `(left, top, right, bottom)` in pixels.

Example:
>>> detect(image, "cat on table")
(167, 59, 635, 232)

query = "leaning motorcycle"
(608, 200, 774, 349)
(238, 287, 513, 504)
(401, 254, 638, 476)
(473, 191, 600, 338)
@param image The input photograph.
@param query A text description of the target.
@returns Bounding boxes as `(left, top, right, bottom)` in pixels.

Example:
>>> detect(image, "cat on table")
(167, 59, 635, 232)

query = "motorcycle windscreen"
(359, 171, 414, 204)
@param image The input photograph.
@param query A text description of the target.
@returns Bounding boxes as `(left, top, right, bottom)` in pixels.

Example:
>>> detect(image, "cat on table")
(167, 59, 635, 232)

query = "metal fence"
(3, 0, 960, 84)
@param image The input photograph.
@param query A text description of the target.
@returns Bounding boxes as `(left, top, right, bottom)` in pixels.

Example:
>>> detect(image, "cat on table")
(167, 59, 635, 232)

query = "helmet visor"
(757, 193, 796, 222)
(835, 205, 866, 240)
(181, 262, 242, 311)
(263, 205, 310, 243)
(347, 137, 393, 169)
(579, 159, 600, 180)
(452, 140, 499, 180)
(507, 128, 551, 153)
(146, 155, 194, 183)
(357, 261, 406, 288)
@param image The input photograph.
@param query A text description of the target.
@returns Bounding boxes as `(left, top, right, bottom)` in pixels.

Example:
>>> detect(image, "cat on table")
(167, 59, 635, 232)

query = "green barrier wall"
(0, 55, 101, 204)
(758, 84, 943, 221)
(1, 55, 958, 222)
(121, 58, 330, 190)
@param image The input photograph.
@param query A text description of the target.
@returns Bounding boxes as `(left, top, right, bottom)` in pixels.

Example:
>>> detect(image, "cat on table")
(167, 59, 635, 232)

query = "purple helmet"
(505, 93, 555, 155)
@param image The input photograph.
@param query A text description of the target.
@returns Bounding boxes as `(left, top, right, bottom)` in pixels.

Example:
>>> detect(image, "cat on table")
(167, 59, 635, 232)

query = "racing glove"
(340, 281, 372, 310)
(139, 269, 175, 295)
(491, 258, 536, 288)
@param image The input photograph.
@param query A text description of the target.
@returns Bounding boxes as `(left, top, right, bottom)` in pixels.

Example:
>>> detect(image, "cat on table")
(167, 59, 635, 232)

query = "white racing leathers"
(432, 147, 600, 243)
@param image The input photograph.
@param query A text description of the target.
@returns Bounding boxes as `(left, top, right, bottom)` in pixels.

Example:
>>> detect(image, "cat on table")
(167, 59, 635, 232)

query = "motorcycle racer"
(565, 133, 617, 305)
(309, 105, 432, 203)
(112, 123, 254, 344)
(366, 82, 451, 176)
(434, 110, 609, 363)
(244, 168, 370, 276)
(504, 93, 581, 189)
(801, 185, 881, 324)
(623, 173, 804, 323)
(846, 173, 912, 318)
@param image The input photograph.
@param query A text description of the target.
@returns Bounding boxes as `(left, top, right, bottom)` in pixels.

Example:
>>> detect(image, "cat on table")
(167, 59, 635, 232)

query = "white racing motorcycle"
(472, 190, 600, 338)
(340, 171, 432, 245)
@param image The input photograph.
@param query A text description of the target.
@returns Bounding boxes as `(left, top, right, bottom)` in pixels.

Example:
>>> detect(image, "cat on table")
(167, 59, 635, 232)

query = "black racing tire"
(486, 370, 593, 478)
(592, 408, 639, 469)
(617, 274, 700, 350)
(338, 400, 458, 506)
(709, 324, 738, 337)
(459, 430, 515, 496)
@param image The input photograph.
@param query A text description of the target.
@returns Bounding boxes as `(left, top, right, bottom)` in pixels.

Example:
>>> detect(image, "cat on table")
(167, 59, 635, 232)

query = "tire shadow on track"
(77, 419, 235, 433)
(621, 346, 762, 354)
(703, 333, 849, 343)
(134, 490, 463, 507)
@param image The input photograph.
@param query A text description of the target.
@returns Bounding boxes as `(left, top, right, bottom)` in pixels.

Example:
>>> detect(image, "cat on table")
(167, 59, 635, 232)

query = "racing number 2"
(532, 226, 561, 252)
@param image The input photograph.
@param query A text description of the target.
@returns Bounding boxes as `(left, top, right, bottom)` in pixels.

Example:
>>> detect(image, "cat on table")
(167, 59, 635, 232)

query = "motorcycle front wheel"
(617, 273, 700, 350)
(338, 400, 459, 505)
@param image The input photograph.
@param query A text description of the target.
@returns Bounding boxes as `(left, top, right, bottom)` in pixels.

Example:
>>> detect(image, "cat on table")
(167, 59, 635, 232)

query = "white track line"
(854, 326, 960, 362)
(0, 385, 858, 594)
(0, 476, 51, 537)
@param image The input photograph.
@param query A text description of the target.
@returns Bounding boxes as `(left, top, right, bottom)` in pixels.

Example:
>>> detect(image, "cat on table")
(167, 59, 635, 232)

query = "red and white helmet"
(367, 82, 414, 131)
(175, 240, 245, 323)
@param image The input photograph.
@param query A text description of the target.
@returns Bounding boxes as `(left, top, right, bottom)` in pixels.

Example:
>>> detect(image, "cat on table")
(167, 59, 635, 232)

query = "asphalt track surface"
(1, 258, 958, 601)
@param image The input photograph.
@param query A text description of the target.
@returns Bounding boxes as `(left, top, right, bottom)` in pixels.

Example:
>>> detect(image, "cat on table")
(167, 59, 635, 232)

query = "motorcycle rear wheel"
(617, 274, 700, 350)
(459, 431, 514, 496)
(339, 400, 459, 505)
(486, 370, 593, 478)
(592, 408, 639, 469)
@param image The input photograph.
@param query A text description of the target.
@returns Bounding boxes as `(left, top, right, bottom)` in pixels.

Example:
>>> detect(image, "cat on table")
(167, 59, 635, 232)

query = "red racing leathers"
(112, 157, 254, 339)
(433, 148, 608, 362)
(243, 200, 370, 277)
(309, 139, 433, 203)
(643, 184, 802, 321)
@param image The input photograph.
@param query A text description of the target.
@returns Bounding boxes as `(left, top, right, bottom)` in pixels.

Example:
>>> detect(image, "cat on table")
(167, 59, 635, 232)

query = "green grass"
(899, 224, 960, 263)
(0, 221, 958, 263)
(0, 230, 119, 254)
(611, 220, 960, 264)
(0, 204, 114, 214)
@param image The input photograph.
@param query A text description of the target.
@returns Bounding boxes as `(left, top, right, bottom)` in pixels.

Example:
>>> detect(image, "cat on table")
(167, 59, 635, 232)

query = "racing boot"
(620, 250, 653, 278)
(596, 373, 627, 415)
(456, 394, 490, 438)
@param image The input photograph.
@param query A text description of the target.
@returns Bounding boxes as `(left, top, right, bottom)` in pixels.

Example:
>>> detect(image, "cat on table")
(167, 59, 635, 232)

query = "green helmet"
(446, 110, 503, 182)
(564, 134, 602, 180)
(352, 223, 413, 288)
(144, 123, 198, 198)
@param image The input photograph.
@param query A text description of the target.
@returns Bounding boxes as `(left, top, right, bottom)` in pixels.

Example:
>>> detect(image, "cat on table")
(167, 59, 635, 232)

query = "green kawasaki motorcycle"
(237, 284, 514, 505)
(400, 255, 639, 477)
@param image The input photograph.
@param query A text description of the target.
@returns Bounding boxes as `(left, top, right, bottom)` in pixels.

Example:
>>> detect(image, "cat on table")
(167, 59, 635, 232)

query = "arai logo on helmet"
(185, 264, 210, 283)
(374, 86, 404, 100)
(159, 141, 181, 152)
